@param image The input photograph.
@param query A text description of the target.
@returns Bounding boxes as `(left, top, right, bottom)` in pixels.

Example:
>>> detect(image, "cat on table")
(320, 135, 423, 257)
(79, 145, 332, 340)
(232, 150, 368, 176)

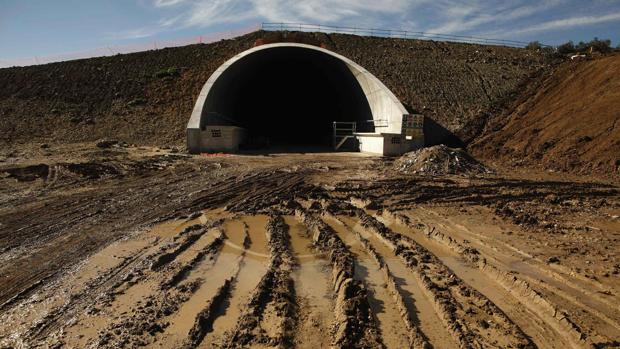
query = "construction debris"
(395, 145, 490, 175)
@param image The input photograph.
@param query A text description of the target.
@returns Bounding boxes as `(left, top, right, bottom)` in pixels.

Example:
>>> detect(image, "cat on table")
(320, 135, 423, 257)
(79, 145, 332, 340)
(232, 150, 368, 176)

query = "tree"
(526, 41, 542, 51)
(575, 41, 588, 52)
(589, 37, 612, 53)
(557, 41, 576, 55)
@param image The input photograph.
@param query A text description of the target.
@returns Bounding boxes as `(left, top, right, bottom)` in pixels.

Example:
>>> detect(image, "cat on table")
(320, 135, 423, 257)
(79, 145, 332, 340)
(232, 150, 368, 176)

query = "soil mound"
(0, 31, 553, 148)
(395, 145, 489, 175)
(471, 53, 620, 177)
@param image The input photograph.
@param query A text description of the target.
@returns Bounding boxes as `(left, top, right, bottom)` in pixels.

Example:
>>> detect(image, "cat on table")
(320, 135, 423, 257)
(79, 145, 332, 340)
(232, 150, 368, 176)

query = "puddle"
(240, 215, 270, 260)
(149, 216, 207, 240)
(200, 218, 270, 347)
(158, 227, 242, 346)
(284, 216, 334, 349)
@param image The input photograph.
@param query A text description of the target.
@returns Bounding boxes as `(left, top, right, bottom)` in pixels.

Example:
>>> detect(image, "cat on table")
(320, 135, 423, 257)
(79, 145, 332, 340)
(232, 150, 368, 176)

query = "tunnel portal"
(187, 43, 422, 155)
(204, 47, 373, 148)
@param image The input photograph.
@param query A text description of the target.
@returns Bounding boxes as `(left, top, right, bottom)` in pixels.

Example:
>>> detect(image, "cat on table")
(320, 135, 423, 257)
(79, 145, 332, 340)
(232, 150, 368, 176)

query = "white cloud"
(178, 0, 417, 28)
(185, 0, 256, 27)
(427, 0, 564, 34)
(513, 11, 620, 34)
(110, 14, 182, 40)
(153, 0, 188, 7)
(114, 0, 620, 42)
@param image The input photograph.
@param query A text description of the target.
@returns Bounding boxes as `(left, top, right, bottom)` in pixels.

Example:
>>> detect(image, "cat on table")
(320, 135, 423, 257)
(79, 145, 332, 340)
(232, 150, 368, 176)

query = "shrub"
(526, 41, 542, 51)
(557, 41, 576, 55)
(556, 38, 612, 55)
(127, 98, 146, 107)
(153, 67, 180, 78)
(589, 37, 612, 53)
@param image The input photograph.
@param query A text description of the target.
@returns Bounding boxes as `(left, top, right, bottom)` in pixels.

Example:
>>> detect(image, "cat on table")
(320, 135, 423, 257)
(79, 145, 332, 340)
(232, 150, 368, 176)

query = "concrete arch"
(187, 42, 409, 153)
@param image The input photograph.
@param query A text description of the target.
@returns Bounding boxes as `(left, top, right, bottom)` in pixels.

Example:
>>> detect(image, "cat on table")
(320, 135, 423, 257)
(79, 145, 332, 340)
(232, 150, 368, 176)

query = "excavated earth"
(471, 53, 620, 177)
(1, 144, 619, 349)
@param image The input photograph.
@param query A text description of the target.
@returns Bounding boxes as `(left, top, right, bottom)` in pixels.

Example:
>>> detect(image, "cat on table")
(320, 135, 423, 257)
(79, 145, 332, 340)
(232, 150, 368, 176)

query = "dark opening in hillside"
(202, 46, 373, 150)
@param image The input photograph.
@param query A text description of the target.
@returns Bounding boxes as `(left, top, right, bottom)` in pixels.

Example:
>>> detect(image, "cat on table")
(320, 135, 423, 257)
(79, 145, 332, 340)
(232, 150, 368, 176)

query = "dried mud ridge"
(1, 152, 619, 348)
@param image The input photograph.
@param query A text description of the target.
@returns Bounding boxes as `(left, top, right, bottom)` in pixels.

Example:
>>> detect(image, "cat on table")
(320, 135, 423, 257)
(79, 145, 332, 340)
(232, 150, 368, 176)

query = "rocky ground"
(1, 143, 618, 348)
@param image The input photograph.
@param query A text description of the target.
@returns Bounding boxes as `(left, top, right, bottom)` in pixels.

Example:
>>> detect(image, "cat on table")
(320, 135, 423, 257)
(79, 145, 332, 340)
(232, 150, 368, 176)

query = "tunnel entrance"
(187, 43, 416, 155)
(203, 47, 373, 151)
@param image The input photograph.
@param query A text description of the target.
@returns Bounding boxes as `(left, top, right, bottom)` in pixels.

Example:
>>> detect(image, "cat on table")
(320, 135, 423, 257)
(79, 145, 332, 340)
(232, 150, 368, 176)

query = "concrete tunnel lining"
(187, 42, 409, 153)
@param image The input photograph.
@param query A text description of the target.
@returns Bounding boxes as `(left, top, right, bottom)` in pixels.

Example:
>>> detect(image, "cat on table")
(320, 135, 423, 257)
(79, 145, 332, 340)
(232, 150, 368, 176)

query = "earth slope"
(471, 53, 620, 177)
(0, 30, 553, 148)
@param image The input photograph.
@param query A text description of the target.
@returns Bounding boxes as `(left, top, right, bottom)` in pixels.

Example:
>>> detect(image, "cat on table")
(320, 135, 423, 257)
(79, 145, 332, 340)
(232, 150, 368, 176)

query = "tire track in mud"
(296, 210, 384, 348)
(408, 207, 620, 341)
(95, 227, 225, 348)
(349, 206, 535, 349)
(17, 219, 214, 345)
(154, 222, 249, 347)
(386, 209, 603, 349)
(417, 207, 619, 309)
(380, 210, 569, 349)
(188, 218, 270, 348)
(322, 214, 426, 349)
(58, 221, 225, 348)
(284, 216, 335, 349)
(328, 213, 458, 349)
(217, 215, 298, 348)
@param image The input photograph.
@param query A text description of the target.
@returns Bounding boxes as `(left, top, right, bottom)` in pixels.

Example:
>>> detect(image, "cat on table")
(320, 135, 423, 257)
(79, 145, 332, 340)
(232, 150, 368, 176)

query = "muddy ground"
(1, 143, 619, 348)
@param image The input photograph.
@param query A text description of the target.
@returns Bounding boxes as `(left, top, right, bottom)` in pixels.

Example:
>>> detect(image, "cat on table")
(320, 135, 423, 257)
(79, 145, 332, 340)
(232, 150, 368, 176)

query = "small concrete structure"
(357, 132, 424, 156)
(187, 43, 422, 155)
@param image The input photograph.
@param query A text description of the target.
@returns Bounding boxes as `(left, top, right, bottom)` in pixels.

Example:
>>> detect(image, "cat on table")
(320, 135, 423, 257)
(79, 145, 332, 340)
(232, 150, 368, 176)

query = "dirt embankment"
(471, 53, 620, 177)
(0, 31, 553, 148)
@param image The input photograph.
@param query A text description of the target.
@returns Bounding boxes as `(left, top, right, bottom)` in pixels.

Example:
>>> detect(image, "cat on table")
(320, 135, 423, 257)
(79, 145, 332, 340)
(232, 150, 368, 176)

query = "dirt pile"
(471, 53, 620, 177)
(395, 145, 490, 175)
(0, 30, 554, 148)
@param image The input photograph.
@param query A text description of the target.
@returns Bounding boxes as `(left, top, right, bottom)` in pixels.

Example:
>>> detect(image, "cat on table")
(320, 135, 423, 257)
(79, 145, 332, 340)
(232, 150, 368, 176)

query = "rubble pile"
(395, 145, 490, 175)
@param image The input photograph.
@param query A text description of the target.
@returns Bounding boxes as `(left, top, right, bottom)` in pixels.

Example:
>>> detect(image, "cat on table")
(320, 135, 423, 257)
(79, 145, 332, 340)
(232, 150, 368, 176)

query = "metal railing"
(1, 21, 550, 69)
(262, 22, 544, 48)
(333, 121, 357, 150)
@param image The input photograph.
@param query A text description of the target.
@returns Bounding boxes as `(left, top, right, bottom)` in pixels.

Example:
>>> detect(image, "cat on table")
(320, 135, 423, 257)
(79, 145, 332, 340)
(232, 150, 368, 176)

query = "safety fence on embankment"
(1, 22, 548, 69)
(261, 22, 540, 48)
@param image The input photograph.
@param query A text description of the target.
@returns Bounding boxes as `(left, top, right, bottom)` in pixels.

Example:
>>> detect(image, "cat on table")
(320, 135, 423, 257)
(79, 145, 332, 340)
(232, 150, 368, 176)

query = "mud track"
(1, 148, 619, 348)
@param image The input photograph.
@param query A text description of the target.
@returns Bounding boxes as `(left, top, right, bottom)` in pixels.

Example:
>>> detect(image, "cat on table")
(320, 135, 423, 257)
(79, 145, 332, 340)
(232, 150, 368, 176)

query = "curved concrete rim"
(187, 42, 408, 133)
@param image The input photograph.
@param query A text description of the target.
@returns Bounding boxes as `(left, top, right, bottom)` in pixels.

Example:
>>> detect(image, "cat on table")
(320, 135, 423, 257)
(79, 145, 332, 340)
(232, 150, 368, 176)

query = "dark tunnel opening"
(202, 47, 374, 150)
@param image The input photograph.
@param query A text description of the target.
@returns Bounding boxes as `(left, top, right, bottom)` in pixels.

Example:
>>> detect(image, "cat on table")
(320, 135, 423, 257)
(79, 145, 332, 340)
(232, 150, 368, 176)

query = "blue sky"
(1, 0, 620, 64)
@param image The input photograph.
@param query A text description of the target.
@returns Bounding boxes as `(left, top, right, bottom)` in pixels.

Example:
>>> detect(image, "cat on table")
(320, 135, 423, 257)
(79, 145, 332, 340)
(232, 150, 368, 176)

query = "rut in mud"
(1, 151, 619, 348)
